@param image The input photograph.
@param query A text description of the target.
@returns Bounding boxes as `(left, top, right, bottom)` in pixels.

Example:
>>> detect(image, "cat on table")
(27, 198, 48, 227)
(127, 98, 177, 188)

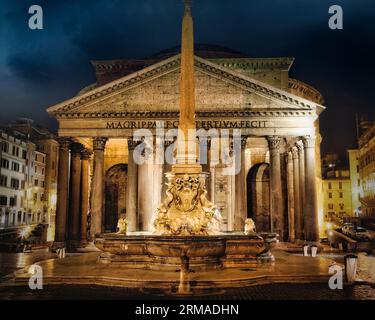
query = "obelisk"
(153, 0, 219, 235)
(174, 0, 201, 173)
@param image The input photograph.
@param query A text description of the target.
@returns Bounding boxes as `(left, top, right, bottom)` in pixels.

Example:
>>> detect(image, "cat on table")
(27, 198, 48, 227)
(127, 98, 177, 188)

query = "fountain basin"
(95, 232, 273, 271)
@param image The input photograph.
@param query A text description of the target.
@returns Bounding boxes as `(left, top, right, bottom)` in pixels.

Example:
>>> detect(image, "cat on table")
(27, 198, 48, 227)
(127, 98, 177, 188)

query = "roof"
(48, 54, 324, 116)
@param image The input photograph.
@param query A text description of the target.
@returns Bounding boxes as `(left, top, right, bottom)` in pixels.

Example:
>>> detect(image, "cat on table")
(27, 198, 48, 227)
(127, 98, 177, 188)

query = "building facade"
(358, 121, 375, 216)
(347, 149, 362, 216)
(322, 168, 353, 230)
(47, 44, 325, 245)
(0, 128, 28, 227)
(10, 119, 59, 241)
(0, 123, 58, 241)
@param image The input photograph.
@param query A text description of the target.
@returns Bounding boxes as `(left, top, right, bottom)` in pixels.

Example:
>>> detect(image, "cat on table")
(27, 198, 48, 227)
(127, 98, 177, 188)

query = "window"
(0, 196, 7, 206)
(12, 146, 19, 157)
(0, 175, 7, 187)
(339, 182, 342, 189)
(41, 181, 45, 188)
(356, 165, 359, 173)
(339, 192, 343, 198)
(10, 178, 20, 190)
(328, 203, 334, 210)
(11, 162, 20, 172)
(34, 179, 38, 187)
(35, 166, 38, 174)
(22, 150, 27, 159)
(1, 142, 9, 153)
(33, 193, 37, 201)
(41, 168, 45, 175)
(1, 158, 9, 169)
(9, 196, 17, 207)
(328, 192, 332, 199)
(328, 182, 332, 190)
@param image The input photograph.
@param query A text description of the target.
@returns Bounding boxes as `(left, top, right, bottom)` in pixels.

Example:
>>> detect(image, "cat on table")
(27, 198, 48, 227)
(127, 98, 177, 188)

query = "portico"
(48, 44, 325, 245)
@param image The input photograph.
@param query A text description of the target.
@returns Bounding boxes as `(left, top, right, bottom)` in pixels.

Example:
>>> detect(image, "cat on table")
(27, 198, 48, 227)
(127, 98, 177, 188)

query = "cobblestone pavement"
(1, 283, 375, 300)
(1, 249, 374, 300)
(0, 249, 55, 278)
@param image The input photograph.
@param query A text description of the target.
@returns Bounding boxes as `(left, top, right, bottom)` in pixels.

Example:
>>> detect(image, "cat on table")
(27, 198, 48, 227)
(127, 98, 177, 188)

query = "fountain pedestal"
(95, 233, 273, 271)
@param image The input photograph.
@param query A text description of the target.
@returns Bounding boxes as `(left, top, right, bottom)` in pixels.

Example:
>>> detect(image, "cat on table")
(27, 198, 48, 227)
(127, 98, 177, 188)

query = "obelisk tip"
(184, 0, 192, 13)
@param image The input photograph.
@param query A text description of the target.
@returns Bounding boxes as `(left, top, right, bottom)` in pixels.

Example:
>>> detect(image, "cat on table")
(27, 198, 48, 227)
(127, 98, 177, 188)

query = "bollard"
(345, 254, 358, 284)
(303, 245, 309, 256)
(311, 245, 318, 257)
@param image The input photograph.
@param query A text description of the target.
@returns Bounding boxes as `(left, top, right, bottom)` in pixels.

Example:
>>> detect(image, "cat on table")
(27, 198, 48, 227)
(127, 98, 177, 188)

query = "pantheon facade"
(47, 45, 325, 245)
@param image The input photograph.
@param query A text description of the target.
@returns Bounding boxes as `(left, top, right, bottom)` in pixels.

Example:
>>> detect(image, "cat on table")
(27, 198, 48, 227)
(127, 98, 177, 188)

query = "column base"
(76, 241, 102, 253)
(79, 239, 89, 247)
(66, 240, 81, 252)
(51, 241, 66, 252)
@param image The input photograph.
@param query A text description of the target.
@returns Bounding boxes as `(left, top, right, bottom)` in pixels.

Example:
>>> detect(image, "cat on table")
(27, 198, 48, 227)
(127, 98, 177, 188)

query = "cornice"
(55, 109, 315, 119)
(208, 57, 295, 71)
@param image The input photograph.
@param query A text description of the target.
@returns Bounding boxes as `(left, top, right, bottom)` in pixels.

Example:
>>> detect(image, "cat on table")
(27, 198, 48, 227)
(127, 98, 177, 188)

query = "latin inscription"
(106, 120, 268, 130)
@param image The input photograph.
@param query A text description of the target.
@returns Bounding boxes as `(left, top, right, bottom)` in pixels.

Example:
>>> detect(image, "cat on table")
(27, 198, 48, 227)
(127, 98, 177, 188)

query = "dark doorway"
(247, 163, 271, 232)
(104, 164, 127, 232)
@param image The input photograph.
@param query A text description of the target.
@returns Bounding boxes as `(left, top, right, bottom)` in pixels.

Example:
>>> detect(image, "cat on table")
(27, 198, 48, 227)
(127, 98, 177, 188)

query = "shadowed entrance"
(104, 164, 127, 232)
(247, 163, 271, 233)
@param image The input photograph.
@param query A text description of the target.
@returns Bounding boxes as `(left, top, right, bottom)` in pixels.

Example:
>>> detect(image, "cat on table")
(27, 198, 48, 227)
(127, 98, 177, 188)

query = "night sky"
(1, 0, 374, 159)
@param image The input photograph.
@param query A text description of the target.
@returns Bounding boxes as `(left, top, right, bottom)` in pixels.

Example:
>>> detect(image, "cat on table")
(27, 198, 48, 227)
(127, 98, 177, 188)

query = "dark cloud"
(0, 0, 374, 157)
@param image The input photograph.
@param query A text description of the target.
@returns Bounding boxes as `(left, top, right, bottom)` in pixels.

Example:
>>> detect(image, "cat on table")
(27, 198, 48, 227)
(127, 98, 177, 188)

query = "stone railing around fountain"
(95, 232, 276, 271)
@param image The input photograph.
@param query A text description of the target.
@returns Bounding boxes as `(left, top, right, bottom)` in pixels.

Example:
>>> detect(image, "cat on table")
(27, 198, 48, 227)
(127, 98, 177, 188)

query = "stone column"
(69, 143, 82, 243)
(126, 139, 138, 232)
(161, 140, 174, 198)
(303, 136, 319, 242)
(152, 137, 164, 218)
(80, 149, 91, 244)
(55, 139, 70, 244)
(137, 143, 154, 231)
(267, 136, 284, 238)
(90, 137, 107, 239)
(286, 152, 295, 242)
(209, 137, 219, 204)
(200, 138, 211, 199)
(292, 146, 302, 240)
(297, 142, 306, 235)
(234, 137, 248, 231)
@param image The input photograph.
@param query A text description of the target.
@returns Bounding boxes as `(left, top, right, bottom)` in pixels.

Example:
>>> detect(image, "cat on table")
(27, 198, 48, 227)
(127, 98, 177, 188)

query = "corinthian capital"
(302, 135, 315, 148)
(81, 149, 92, 160)
(127, 138, 142, 151)
(291, 146, 299, 159)
(71, 142, 83, 155)
(93, 137, 108, 151)
(295, 141, 304, 153)
(267, 136, 281, 150)
(58, 138, 71, 151)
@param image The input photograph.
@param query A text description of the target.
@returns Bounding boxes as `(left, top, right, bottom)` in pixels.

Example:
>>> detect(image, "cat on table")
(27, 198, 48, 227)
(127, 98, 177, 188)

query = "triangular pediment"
(47, 54, 323, 117)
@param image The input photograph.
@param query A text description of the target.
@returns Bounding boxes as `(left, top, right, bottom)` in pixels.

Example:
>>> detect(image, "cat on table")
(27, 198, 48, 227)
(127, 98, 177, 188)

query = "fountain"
(95, 0, 275, 273)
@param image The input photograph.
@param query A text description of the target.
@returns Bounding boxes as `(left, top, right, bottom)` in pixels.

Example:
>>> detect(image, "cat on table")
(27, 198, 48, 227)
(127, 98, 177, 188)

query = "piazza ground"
(1, 245, 375, 300)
